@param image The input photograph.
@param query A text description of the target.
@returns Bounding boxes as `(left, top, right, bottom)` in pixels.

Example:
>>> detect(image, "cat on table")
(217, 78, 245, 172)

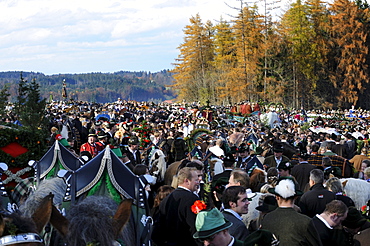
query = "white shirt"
(223, 209, 243, 221)
(315, 214, 333, 229)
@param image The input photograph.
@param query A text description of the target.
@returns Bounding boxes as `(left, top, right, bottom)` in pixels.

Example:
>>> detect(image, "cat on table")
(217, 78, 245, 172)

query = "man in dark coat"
(332, 135, 348, 158)
(154, 167, 202, 246)
(312, 200, 348, 245)
(291, 153, 317, 191)
(345, 133, 357, 159)
(172, 131, 187, 161)
(123, 136, 141, 170)
(263, 144, 290, 168)
(193, 208, 244, 246)
(299, 169, 336, 218)
(212, 153, 235, 185)
(261, 177, 322, 246)
(221, 186, 251, 241)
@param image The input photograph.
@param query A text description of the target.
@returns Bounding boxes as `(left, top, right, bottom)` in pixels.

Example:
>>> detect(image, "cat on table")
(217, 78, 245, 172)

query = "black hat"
(223, 153, 235, 166)
(255, 195, 278, 213)
(97, 131, 108, 139)
(268, 177, 303, 198)
(128, 136, 139, 145)
(211, 177, 229, 194)
(229, 146, 238, 154)
(88, 130, 97, 137)
(277, 161, 293, 171)
(80, 151, 92, 164)
(298, 152, 310, 160)
(342, 207, 367, 229)
(273, 144, 283, 153)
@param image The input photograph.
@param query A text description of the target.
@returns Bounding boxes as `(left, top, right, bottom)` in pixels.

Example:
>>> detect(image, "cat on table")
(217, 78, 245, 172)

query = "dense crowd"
(4, 99, 370, 245)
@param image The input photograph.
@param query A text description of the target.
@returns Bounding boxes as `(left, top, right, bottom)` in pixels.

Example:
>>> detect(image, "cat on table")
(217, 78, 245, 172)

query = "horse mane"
(149, 149, 167, 182)
(1, 212, 38, 235)
(19, 177, 67, 217)
(66, 196, 134, 246)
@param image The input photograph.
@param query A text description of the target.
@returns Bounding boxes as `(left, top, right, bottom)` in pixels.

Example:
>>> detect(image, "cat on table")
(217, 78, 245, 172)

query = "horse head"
(0, 193, 53, 246)
(149, 149, 167, 183)
(50, 196, 133, 246)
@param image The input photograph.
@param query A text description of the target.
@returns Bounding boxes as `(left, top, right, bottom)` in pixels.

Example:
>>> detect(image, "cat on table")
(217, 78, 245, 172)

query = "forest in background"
(171, 0, 370, 110)
(0, 70, 175, 103)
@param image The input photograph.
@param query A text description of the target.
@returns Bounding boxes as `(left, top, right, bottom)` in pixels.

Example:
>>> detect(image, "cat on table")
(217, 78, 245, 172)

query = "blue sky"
(0, 0, 288, 75)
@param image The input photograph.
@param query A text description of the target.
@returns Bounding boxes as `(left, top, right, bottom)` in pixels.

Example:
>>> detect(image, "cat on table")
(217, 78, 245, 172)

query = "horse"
(18, 178, 136, 246)
(0, 194, 53, 246)
(148, 148, 167, 185)
(164, 160, 183, 186)
(242, 192, 265, 230)
(50, 196, 134, 246)
(19, 178, 66, 216)
(340, 178, 370, 210)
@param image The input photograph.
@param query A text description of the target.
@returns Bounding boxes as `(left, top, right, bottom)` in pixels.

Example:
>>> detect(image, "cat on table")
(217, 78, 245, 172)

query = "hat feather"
(274, 179, 296, 198)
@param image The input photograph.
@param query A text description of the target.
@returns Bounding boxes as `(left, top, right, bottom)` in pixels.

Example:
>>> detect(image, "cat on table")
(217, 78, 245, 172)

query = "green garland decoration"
(105, 171, 122, 204)
(87, 172, 104, 197)
(87, 170, 122, 204)
(46, 159, 64, 179)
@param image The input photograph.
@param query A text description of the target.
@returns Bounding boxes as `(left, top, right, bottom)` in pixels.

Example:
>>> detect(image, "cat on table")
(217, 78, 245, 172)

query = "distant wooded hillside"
(0, 70, 176, 103)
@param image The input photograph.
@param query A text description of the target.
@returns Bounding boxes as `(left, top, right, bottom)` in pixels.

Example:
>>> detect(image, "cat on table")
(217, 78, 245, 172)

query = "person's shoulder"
(233, 239, 244, 246)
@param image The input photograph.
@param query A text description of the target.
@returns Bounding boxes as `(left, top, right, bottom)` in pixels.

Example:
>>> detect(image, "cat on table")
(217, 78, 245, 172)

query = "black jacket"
(299, 183, 336, 218)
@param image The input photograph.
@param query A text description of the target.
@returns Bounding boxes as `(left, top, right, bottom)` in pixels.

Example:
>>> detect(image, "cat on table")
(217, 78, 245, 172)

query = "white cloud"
(0, 0, 285, 75)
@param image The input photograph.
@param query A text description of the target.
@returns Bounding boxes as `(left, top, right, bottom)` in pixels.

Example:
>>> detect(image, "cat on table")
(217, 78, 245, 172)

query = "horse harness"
(0, 233, 43, 245)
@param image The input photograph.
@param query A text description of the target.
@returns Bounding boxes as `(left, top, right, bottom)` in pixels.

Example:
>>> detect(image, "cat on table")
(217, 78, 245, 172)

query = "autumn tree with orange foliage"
(171, 14, 215, 104)
(329, 0, 370, 108)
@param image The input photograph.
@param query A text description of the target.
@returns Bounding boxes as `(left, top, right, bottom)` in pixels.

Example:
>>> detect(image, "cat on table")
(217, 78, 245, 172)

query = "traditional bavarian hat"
(193, 208, 233, 239)
(268, 177, 303, 199)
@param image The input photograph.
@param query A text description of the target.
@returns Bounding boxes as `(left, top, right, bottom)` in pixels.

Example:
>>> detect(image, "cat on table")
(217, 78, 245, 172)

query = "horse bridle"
(0, 233, 43, 245)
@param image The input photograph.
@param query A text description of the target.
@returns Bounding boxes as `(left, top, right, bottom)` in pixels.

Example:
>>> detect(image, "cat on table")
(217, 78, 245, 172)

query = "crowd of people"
(7, 99, 370, 245)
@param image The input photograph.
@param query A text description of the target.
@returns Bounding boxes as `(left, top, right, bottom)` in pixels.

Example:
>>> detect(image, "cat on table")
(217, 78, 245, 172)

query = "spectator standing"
(299, 169, 336, 218)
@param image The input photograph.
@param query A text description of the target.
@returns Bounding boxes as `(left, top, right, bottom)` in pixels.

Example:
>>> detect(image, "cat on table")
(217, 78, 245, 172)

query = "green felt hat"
(193, 208, 232, 239)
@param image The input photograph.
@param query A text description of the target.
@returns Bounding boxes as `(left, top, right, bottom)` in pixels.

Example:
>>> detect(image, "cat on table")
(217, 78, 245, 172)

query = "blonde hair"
(364, 167, 370, 177)
(177, 167, 197, 185)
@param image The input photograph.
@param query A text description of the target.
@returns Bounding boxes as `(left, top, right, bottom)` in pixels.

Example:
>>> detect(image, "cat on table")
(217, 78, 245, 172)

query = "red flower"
(361, 205, 367, 213)
(191, 200, 207, 214)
